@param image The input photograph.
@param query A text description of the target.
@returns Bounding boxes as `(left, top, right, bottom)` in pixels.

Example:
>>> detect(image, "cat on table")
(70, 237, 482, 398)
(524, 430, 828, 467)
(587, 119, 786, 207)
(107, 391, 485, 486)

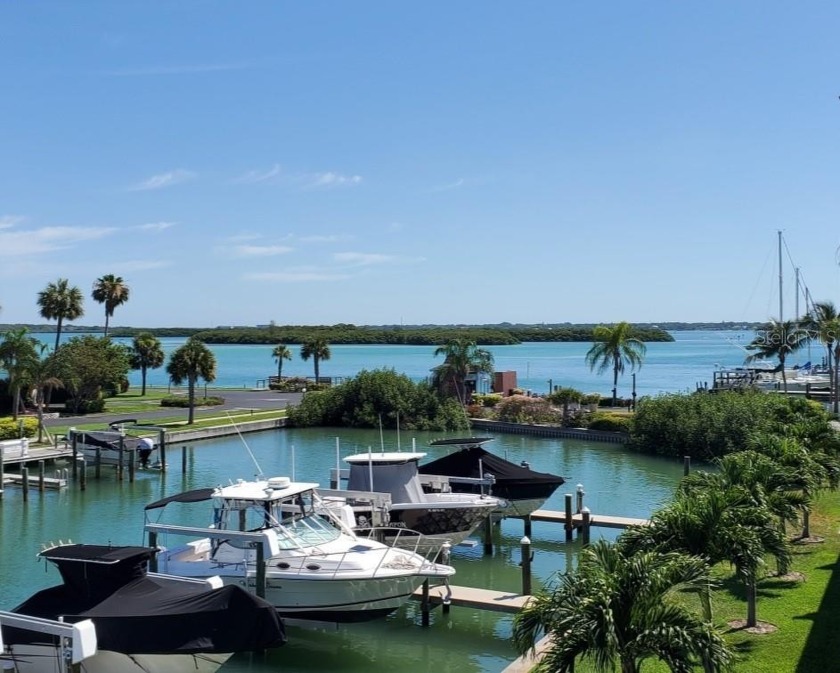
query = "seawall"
(470, 419, 629, 444)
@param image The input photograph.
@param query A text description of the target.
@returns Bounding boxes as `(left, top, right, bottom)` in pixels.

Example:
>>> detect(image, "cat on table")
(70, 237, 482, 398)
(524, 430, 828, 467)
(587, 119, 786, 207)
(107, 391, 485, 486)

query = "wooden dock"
(2, 474, 67, 489)
(529, 509, 648, 529)
(411, 583, 532, 614)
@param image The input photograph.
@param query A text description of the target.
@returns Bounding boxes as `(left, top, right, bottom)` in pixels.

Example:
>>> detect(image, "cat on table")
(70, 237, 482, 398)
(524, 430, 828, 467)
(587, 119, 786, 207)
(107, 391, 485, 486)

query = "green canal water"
(0, 428, 686, 672)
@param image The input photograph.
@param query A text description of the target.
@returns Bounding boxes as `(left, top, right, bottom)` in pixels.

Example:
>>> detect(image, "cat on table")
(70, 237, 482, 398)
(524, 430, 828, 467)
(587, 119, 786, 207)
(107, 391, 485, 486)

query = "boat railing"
(0, 612, 97, 666)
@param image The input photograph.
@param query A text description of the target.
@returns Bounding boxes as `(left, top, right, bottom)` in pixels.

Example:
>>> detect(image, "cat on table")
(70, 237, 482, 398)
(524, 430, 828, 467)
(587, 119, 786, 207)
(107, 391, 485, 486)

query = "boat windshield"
(214, 490, 342, 550)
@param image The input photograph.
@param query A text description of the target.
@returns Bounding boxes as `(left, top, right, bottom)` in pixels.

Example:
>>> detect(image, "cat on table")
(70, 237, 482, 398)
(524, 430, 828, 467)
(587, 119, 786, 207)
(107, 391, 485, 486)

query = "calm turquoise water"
(0, 427, 686, 673)
(29, 329, 805, 398)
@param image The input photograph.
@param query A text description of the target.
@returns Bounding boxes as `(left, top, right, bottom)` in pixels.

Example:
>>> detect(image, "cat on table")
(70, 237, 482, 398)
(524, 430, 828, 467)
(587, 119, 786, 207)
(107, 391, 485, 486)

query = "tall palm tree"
(745, 319, 807, 394)
(585, 322, 646, 407)
(129, 332, 165, 396)
(23, 343, 63, 443)
(91, 274, 130, 337)
(37, 278, 85, 351)
(272, 344, 292, 379)
(513, 540, 734, 673)
(0, 328, 39, 420)
(432, 338, 494, 404)
(166, 337, 217, 424)
(300, 337, 330, 383)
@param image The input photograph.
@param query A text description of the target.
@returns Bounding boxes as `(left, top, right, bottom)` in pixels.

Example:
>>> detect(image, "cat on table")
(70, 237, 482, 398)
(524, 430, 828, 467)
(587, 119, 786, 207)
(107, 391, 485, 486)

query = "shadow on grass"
(794, 553, 840, 672)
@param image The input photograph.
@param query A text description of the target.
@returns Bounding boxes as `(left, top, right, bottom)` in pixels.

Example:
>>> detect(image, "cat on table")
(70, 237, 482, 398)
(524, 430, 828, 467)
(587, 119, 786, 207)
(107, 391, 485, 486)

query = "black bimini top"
(7, 544, 286, 654)
(144, 487, 216, 511)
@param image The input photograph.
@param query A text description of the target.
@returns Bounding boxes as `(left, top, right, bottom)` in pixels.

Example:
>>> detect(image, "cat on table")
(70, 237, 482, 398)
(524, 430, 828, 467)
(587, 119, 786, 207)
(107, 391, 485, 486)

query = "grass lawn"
(564, 489, 840, 672)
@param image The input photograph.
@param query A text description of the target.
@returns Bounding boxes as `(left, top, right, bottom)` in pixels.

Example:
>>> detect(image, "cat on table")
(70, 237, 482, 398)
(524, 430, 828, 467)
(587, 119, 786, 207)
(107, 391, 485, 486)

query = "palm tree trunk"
(834, 350, 840, 415)
(746, 578, 757, 628)
(11, 386, 21, 422)
(104, 313, 110, 338)
(188, 376, 196, 424)
(612, 364, 619, 407)
(54, 317, 63, 352)
(801, 506, 811, 539)
(314, 357, 320, 383)
(141, 367, 148, 396)
(620, 657, 639, 673)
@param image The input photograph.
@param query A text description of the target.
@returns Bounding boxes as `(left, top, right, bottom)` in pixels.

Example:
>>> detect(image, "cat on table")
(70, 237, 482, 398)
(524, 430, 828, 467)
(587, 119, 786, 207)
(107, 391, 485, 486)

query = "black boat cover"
(420, 444, 565, 488)
(6, 544, 286, 654)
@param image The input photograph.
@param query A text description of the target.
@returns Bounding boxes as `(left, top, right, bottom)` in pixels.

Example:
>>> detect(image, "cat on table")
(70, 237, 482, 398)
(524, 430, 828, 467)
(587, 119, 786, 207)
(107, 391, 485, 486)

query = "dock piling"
(482, 516, 494, 555)
(683, 455, 691, 476)
(158, 430, 167, 473)
(38, 460, 45, 491)
(71, 433, 78, 479)
(523, 514, 532, 538)
(182, 446, 187, 473)
(520, 536, 532, 595)
(564, 494, 574, 541)
(421, 579, 430, 627)
(128, 447, 136, 482)
(79, 459, 87, 491)
(21, 466, 29, 502)
(576, 483, 585, 513)
(581, 507, 591, 545)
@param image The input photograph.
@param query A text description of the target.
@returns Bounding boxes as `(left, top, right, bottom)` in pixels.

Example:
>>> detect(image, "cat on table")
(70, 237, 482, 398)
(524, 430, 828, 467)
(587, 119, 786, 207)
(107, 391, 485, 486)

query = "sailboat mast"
(778, 229, 784, 322)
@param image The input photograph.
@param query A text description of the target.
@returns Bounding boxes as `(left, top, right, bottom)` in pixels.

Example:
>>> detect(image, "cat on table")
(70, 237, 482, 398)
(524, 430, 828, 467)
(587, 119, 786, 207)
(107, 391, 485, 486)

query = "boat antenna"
(396, 411, 401, 452)
(335, 437, 341, 490)
(291, 444, 296, 481)
(226, 412, 263, 478)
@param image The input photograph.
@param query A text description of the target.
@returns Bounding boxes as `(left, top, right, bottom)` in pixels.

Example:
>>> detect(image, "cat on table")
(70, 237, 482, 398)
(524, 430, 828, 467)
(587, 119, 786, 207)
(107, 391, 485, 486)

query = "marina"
(0, 425, 685, 673)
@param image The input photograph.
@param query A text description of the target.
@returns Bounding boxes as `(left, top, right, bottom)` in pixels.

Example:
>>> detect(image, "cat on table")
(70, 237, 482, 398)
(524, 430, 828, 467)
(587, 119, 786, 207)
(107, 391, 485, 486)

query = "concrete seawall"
(163, 417, 288, 444)
(470, 419, 629, 444)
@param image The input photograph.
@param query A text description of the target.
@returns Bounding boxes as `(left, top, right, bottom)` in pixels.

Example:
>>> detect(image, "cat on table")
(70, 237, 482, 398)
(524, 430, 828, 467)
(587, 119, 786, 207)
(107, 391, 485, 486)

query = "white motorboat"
(143, 476, 455, 623)
(339, 452, 505, 551)
(0, 543, 285, 673)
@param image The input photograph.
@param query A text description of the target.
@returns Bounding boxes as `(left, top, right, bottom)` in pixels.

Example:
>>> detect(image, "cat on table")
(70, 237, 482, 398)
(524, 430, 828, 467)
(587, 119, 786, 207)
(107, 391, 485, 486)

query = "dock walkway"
(410, 584, 531, 614)
(529, 509, 648, 529)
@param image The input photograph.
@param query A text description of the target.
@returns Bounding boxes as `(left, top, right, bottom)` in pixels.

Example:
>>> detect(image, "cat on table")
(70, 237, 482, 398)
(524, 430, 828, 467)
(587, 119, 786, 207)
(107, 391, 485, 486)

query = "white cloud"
(333, 252, 398, 266)
(233, 164, 283, 184)
(431, 178, 465, 192)
(233, 244, 294, 257)
(136, 221, 176, 231)
(305, 172, 363, 189)
(129, 169, 196, 191)
(0, 226, 116, 258)
(244, 270, 351, 282)
(115, 259, 172, 271)
(0, 215, 24, 230)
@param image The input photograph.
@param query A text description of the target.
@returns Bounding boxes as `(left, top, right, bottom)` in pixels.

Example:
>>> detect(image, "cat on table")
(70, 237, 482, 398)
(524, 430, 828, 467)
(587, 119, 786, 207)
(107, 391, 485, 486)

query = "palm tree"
(23, 344, 63, 443)
(37, 278, 85, 351)
(91, 274, 130, 337)
(0, 328, 39, 420)
(745, 319, 807, 394)
(432, 338, 494, 403)
(166, 337, 217, 424)
(300, 337, 330, 383)
(513, 540, 734, 673)
(585, 322, 646, 407)
(129, 333, 165, 396)
(272, 344, 292, 379)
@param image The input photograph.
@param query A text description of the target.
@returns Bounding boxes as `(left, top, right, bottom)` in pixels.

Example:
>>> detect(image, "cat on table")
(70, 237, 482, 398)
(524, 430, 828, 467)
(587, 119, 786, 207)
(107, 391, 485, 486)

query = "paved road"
(42, 389, 303, 429)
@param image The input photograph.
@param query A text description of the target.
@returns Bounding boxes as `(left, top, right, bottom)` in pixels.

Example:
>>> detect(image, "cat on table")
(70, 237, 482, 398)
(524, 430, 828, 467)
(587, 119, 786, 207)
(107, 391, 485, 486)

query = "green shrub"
(629, 390, 830, 459)
(586, 412, 632, 433)
(0, 417, 38, 440)
(472, 393, 503, 408)
(160, 395, 225, 408)
(270, 377, 328, 392)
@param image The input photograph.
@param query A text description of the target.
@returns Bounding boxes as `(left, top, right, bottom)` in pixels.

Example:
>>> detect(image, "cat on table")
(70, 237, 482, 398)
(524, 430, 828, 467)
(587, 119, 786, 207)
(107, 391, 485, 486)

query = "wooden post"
(128, 447, 136, 483)
(158, 430, 167, 472)
(564, 493, 574, 541)
(95, 446, 102, 479)
(482, 515, 494, 555)
(80, 458, 87, 491)
(520, 536, 532, 595)
(182, 446, 188, 473)
(148, 531, 158, 572)
(581, 507, 591, 546)
(38, 460, 45, 491)
(421, 579, 430, 627)
(117, 434, 125, 481)
(524, 513, 532, 538)
(576, 483, 585, 513)
(255, 543, 266, 599)
(683, 455, 691, 476)
(21, 466, 29, 502)
(71, 433, 78, 479)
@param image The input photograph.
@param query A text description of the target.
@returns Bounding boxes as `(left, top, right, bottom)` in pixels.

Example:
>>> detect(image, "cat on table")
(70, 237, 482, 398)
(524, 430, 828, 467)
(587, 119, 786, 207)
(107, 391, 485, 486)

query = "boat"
(67, 425, 159, 469)
(419, 437, 566, 518)
(339, 451, 504, 551)
(0, 543, 286, 673)
(143, 476, 455, 623)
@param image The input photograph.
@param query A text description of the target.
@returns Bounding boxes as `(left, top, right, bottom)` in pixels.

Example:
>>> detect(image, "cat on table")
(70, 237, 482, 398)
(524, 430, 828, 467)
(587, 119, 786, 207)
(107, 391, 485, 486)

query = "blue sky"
(2, 2, 840, 328)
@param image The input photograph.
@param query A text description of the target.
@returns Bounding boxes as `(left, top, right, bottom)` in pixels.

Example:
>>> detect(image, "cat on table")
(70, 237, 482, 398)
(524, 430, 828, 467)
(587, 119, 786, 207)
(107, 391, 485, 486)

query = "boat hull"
(1, 647, 230, 673)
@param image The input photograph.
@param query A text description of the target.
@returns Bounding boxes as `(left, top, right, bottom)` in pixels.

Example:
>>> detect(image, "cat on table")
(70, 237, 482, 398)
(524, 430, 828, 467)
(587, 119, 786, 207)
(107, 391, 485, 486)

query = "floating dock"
(410, 584, 531, 614)
(528, 509, 648, 529)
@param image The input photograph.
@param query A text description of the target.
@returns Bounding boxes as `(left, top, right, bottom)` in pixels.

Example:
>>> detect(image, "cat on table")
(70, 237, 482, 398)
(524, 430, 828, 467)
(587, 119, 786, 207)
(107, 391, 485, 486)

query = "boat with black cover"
(0, 543, 285, 673)
(419, 437, 566, 517)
